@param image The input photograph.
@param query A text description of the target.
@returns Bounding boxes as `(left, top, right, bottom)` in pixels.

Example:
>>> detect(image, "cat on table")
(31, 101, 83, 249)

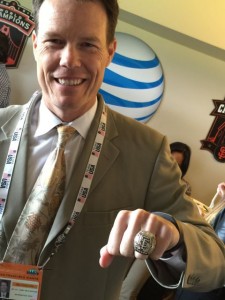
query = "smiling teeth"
(58, 79, 82, 86)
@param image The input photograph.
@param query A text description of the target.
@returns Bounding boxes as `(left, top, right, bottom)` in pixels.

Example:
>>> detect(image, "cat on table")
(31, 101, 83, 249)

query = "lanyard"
(0, 91, 39, 220)
(0, 91, 107, 267)
(40, 103, 107, 268)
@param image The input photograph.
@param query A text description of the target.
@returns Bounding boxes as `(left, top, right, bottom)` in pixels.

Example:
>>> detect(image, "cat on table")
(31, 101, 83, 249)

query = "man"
(0, 280, 9, 299)
(0, 0, 224, 299)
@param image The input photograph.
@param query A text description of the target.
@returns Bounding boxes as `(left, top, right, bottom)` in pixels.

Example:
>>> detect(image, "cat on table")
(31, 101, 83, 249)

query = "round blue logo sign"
(99, 32, 164, 122)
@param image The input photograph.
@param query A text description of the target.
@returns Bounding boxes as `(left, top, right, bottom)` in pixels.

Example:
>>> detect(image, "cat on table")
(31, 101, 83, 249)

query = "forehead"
(38, 0, 108, 31)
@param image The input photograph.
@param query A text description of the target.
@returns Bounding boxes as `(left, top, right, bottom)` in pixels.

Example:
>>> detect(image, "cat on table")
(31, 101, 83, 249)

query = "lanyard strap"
(40, 105, 107, 268)
(0, 91, 39, 220)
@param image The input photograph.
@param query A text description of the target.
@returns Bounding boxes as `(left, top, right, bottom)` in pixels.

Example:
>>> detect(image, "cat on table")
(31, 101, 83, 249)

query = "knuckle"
(116, 209, 129, 221)
(120, 246, 133, 257)
(107, 244, 118, 256)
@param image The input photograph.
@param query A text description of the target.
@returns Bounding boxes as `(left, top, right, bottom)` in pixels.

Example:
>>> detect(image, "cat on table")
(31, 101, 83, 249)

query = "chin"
(56, 99, 77, 109)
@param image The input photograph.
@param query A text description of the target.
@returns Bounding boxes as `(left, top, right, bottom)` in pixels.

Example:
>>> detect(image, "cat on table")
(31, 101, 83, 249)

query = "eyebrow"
(41, 30, 102, 43)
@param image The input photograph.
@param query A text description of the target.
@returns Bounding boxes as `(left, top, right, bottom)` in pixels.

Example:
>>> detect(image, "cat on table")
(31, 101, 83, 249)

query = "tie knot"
(57, 125, 76, 148)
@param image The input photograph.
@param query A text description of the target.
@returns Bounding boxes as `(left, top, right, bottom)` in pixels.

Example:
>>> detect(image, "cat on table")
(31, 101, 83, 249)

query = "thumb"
(99, 245, 114, 268)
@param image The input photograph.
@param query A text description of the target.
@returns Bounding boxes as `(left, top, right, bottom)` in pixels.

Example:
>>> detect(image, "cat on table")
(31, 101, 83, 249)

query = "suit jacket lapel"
(1, 96, 40, 242)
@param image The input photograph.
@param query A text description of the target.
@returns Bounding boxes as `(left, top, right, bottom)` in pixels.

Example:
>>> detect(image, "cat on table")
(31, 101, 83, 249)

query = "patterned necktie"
(3, 125, 75, 265)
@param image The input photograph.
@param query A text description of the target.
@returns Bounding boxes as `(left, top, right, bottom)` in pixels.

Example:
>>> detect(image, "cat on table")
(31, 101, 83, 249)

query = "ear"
(106, 38, 117, 67)
(32, 30, 38, 61)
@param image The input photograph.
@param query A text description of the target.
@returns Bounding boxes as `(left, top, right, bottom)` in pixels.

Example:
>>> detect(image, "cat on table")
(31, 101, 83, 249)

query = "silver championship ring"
(134, 231, 156, 256)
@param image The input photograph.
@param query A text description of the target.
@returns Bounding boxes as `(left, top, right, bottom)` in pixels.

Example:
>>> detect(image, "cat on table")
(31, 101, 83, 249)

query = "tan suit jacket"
(0, 93, 224, 299)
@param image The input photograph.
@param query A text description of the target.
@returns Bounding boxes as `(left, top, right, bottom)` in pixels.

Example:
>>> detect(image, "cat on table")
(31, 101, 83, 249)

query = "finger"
(109, 209, 150, 257)
(132, 212, 159, 259)
(107, 210, 130, 256)
(119, 209, 147, 256)
(99, 245, 114, 268)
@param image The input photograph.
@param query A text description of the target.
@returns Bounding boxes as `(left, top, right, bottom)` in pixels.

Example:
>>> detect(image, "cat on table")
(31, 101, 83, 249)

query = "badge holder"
(0, 262, 43, 300)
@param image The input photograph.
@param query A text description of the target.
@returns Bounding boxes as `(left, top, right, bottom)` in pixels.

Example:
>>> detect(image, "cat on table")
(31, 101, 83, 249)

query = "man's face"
(0, 282, 8, 293)
(32, 0, 116, 122)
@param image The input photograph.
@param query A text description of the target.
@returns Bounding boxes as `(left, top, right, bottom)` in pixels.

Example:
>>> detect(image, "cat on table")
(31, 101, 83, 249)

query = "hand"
(99, 209, 180, 268)
(217, 182, 225, 199)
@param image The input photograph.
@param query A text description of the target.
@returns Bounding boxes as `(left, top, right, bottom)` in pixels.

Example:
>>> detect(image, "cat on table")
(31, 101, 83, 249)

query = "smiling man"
(32, 0, 116, 122)
(0, 1, 224, 299)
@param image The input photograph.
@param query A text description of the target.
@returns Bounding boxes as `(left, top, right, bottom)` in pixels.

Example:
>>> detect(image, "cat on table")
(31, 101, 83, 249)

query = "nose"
(60, 44, 81, 68)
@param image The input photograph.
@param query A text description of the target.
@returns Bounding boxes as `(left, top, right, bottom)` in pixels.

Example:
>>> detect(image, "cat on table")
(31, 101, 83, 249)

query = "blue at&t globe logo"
(99, 32, 165, 123)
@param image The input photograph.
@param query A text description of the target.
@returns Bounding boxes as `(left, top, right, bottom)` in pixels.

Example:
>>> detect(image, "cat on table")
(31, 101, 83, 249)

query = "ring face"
(134, 231, 156, 256)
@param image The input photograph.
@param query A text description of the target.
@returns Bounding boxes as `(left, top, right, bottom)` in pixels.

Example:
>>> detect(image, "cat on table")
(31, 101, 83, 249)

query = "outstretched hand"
(99, 209, 180, 268)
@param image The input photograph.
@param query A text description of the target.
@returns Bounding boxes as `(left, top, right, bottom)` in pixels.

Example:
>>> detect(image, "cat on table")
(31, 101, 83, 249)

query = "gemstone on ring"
(134, 231, 156, 256)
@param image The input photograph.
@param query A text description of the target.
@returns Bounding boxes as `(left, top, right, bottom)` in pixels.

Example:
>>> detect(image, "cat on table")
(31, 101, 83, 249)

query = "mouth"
(56, 78, 84, 86)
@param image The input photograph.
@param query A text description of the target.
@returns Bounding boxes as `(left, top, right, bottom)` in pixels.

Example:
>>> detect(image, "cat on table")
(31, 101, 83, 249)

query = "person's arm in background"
(210, 182, 225, 243)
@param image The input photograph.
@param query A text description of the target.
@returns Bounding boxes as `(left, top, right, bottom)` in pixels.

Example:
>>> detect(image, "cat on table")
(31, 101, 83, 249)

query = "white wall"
(8, 37, 39, 104)
(119, 0, 225, 50)
(116, 18, 225, 204)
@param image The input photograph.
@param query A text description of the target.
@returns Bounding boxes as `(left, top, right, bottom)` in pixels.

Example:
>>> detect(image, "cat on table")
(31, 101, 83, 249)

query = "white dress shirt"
(27, 98, 97, 198)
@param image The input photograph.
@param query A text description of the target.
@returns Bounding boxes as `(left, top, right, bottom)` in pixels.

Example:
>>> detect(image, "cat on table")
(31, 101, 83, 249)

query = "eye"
(82, 42, 96, 48)
(47, 39, 64, 45)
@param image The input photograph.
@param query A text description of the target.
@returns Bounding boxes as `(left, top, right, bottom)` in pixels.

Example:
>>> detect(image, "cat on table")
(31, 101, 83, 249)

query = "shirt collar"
(34, 99, 98, 139)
